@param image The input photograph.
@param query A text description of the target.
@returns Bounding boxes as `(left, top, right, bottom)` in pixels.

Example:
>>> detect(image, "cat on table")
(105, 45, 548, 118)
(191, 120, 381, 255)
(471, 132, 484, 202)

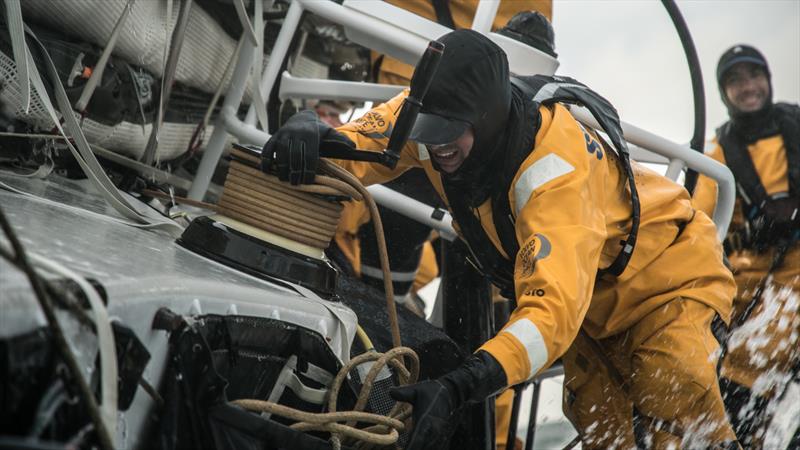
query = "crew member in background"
(262, 29, 740, 449)
(693, 44, 800, 447)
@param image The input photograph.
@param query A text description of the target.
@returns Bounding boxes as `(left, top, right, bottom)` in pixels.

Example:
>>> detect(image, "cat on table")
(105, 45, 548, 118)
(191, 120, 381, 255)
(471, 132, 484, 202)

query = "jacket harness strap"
(503, 76, 640, 279)
(718, 103, 800, 250)
(450, 76, 640, 299)
(430, 0, 456, 29)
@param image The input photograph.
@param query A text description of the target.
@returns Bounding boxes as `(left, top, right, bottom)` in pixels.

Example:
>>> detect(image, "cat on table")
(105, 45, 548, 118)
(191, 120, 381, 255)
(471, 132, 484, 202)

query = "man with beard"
(693, 45, 800, 447)
(262, 30, 739, 449)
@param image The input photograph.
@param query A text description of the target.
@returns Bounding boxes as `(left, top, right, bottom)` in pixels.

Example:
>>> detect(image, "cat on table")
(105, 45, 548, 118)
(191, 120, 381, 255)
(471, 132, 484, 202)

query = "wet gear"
(704, 44, 800, 253)
(333, 72, 734, 377)
(563, 299, 738, 448)
(436, 71, 642, 300)
(694, 129, 800, 388)
(706, 44, 800, 251)
(329, 28, 737, 446)
(412, 32, 640, 284)
(261, 110, 355, 185)
(694, 47, 800, 446)
(495, 75, 639, 287)
(389, 350, 506, 450)
(716, 103, 800, 250)
(334, 88, 737, 446)
(497, 11, 557, 58)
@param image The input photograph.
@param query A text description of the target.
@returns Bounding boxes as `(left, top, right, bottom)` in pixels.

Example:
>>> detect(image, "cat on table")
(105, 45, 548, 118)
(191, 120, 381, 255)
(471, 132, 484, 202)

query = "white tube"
(664, 158, 685, 181)
(305, 0, 431, 62)
(244, 0, 304, 126)
(367, 184, 457, 241)
(188, 36, 257, 200)
(223, 106, 271, 145)
(471, 0, 500, 33)
(279, 73, 404, 103)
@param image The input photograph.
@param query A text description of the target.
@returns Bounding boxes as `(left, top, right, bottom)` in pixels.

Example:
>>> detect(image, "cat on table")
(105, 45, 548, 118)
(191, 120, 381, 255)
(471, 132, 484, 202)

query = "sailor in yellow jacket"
(693, 44, 800, 447)
(261, 30, 738, 449)
(338, 8, 559, 341)
(373, 0, 552, 86)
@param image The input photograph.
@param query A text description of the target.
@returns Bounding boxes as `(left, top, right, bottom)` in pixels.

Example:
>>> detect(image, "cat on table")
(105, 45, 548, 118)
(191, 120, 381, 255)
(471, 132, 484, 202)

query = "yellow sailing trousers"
(722, 246, 800, 392)
(561, 299, 738, 449)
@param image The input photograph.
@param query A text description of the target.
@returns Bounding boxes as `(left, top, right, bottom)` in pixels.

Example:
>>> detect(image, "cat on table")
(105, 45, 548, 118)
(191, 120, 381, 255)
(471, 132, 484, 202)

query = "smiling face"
(723, 63, 770, 113)
(426, 127, 475, 173)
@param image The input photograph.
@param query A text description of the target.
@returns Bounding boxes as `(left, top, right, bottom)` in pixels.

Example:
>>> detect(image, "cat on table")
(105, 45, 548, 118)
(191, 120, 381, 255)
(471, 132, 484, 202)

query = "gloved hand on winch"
(389, 350, 507, 450)
(260, 110, 355, 185)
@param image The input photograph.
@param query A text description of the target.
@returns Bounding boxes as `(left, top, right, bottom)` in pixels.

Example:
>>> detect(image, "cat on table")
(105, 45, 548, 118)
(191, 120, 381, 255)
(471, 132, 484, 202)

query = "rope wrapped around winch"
(218, 148, 403, 350)
(220, 147, 413, 449)
(218, 148, 361, 249)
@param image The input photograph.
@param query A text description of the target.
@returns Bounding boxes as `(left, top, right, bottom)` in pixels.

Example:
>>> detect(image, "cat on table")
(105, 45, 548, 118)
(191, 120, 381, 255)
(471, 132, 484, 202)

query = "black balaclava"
(422, 29, 512, 205)
(717, 44, 777, 142)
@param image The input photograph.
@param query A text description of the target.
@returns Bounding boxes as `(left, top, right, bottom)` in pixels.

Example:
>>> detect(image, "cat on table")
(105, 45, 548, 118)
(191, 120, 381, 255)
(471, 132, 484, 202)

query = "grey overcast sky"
(552, 0, 800, 144)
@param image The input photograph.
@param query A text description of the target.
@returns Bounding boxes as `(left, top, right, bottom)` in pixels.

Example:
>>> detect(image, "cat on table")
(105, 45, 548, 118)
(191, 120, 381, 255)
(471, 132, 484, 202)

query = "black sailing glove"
(260, 110, 355, 185)
(755, 197, 800, 244)
(389, 350, 507, 450)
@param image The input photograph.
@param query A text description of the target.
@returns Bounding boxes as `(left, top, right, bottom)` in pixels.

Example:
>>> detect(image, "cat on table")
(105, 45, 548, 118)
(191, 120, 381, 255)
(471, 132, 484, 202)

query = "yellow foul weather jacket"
(334, 91, 734, 386)
(694, 135, 800, 290)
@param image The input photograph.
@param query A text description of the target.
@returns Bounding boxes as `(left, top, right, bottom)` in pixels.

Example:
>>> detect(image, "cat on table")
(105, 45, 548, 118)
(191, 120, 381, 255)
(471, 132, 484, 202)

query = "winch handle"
(316, 40, 444, 167)
(384, 40, 445, 168)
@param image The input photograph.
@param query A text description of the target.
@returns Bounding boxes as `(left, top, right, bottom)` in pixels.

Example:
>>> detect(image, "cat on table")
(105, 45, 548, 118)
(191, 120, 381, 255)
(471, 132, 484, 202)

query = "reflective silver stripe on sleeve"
(513, 153, 575, 216)
(360, 264, 418, 282)
(418, 143, 430, 161)
(503, 318, 548, 379)
(531, 82, 591, 103)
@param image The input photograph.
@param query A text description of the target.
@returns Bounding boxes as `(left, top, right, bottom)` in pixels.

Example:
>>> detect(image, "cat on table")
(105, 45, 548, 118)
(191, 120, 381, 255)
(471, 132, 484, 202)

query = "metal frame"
(506, 364, 566, 450)
(186, 0, 734, 238)
(188, 0, 558, 200)
(278, 72, 405, 103)
(571, 107, 735, 240)
(366, 184, 457, 241)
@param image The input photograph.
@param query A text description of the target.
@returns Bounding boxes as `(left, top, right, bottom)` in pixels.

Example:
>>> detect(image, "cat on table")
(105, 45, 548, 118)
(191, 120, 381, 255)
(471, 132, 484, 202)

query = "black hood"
(717, 44, 774, 132)
(497, 11, 557, 58)
(419, 29, 512, 203)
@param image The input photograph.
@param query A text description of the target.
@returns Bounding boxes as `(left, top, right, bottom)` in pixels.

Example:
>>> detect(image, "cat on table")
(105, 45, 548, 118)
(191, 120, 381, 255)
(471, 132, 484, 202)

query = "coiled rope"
(220, 147, 412, 448)
(218, 147, 403, 350)
(218, 148, 359, 249)
(233, 347, 418, 448)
